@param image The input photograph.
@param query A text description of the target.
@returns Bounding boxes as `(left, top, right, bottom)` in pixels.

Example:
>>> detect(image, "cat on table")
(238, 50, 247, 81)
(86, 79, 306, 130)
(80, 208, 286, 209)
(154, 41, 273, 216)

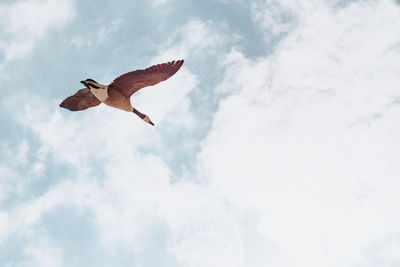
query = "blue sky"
(1, 0, 400, 266)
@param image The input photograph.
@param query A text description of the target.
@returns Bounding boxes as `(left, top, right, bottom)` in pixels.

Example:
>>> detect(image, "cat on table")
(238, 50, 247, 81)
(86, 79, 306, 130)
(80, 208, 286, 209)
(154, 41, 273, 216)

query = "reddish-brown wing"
(109, 60, 184, 97)
(59, 88, 101, 111)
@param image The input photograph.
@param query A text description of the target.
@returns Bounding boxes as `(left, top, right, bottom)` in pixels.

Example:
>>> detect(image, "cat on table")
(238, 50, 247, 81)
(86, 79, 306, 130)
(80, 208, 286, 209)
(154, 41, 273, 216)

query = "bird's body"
(89, 83, 109, 103)
(60, 60, 184, 126)
(87, 81, 132, 111)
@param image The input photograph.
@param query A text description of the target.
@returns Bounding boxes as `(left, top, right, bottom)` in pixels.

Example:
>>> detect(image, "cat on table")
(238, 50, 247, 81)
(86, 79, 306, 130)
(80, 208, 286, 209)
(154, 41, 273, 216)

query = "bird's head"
(81, 79, 101, 89)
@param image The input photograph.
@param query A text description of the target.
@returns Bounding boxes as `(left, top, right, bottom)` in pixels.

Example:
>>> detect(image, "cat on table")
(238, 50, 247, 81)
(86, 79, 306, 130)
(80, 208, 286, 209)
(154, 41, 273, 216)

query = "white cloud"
(0, 16, 202, 248)
(153, 19, 240, 63)
(250, 0, 300, 36)
(0, 211, 9, 243)
(2, 230, 63, 267)
(378, 237, 400, 261)
(0, 16, 244, 266)
(0, 164, 17, 203)
(70, 18, 123, 49)
(132, 67, 197, 130)
(23, 237, 63, 267)
(15, 140, 29, 166)
(0, 0, 75, 61)
(3, 0, 400, 266)
(199, 0, 400, 266)
(98, 19, 123, 41)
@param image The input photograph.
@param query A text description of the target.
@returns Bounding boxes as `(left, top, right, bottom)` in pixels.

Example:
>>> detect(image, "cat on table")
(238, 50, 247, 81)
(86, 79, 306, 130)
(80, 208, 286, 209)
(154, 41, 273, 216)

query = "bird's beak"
(80, 81, 86, 86)
(143, 115, 154, 126)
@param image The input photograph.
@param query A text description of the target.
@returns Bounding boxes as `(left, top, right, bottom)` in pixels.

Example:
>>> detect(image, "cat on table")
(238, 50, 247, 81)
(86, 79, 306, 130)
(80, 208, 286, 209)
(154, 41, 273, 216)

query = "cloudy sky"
(1, 0, 400, 266)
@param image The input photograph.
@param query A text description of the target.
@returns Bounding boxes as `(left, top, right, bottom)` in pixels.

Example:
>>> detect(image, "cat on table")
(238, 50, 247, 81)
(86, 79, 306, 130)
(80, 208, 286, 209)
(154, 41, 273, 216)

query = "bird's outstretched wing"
(60, 88, 101, 111)
(109, 60, 184, 97)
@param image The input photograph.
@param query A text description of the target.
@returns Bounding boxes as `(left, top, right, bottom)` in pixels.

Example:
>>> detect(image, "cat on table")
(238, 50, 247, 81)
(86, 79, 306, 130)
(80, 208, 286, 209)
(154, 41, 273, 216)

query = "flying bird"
(60, 60, 184, 126)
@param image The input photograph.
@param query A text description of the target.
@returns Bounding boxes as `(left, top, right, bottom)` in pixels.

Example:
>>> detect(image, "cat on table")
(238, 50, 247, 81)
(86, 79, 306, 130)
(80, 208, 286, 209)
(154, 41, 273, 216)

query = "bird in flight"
(60, 60, 184, 126)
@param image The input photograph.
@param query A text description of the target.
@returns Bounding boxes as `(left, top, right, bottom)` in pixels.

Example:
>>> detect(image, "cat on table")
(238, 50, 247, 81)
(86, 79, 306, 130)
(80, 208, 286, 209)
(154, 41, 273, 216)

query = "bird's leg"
(132, 107, 154, 126)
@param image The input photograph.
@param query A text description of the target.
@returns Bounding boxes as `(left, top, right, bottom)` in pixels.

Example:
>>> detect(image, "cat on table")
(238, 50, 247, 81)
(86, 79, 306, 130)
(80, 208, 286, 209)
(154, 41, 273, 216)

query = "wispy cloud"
(1, 0, 400, 266)
(152, 0, 171, 7)
(0, 0, 75, 62)
(22, 236, 63, 267)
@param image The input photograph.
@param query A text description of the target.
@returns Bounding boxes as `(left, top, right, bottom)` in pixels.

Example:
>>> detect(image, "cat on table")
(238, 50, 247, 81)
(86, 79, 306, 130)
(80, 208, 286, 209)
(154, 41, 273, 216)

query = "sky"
(1, 0, 400, 266)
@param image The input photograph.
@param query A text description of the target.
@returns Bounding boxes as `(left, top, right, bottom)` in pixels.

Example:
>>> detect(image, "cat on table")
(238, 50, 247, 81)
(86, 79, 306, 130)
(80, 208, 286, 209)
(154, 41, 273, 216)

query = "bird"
(60, 60, 184, 126)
